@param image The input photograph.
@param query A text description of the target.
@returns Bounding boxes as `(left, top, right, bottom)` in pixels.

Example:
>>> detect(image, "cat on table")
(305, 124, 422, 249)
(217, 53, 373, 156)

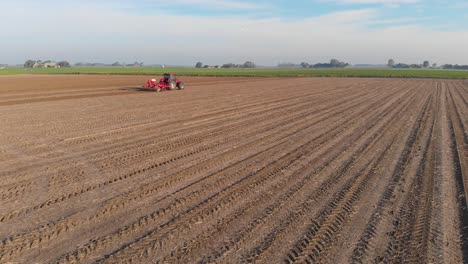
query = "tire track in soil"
(161, 81, 420, 264)
(349, 85, 436, 263)
(282, 86, 431, 263)
(0, 90, 345, 259)
(1, 76, 466, 263)
(0, 85, 362, 220)
(354, 82, 467, 264)
(0, 83, 312, 176)
(0, 80, 380, 260)
(0, 82, 371, 222)
(0, 80, 353, 185)
(0, 82, 333, 200)
(445, 85, 468, 262)
(85, 82, 414, 262)
(53, 81, 400, 262)
(373, 87, 437, 264)
(0, 78, 279, 106)
(235, 84, 424, 264)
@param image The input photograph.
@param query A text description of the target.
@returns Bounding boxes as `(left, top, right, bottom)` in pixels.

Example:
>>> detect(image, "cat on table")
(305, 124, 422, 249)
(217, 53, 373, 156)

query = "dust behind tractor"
(144, 73, 185, 92)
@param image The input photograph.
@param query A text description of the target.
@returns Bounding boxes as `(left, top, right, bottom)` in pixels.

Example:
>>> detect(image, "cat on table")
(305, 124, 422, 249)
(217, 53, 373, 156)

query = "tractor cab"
(163, 73, 176, 83)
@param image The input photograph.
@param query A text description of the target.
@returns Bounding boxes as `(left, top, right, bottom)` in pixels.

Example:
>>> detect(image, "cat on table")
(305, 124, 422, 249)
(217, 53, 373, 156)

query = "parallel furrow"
(0, 82, 380, 261)
(55, 83, 394, 262)
(350, 89, 434, 263)
(163, 84, 419, 264)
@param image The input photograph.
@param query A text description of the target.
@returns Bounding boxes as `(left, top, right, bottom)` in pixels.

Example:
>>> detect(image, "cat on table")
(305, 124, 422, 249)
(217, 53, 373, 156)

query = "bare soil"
(0, 75, 466, 263)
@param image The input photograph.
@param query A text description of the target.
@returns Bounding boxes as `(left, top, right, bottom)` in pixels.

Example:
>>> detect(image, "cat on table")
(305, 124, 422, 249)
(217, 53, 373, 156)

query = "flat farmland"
(0, 75, 467, 263)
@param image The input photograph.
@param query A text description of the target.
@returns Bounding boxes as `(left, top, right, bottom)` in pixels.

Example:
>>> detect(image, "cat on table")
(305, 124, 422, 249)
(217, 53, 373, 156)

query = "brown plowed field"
(0, 75, 467, 263)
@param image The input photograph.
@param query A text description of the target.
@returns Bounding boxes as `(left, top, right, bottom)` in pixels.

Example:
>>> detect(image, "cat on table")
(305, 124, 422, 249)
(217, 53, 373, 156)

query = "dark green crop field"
(1, 67, 467, 79)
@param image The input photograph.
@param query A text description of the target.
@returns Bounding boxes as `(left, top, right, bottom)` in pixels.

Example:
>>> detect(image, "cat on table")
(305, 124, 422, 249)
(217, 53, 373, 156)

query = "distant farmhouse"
(32, 61, 59, 68)
(24, 60, 70, 68)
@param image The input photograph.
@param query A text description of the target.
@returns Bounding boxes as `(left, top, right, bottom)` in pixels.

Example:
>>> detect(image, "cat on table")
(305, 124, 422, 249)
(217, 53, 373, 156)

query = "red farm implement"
(143, 73, 185, 92)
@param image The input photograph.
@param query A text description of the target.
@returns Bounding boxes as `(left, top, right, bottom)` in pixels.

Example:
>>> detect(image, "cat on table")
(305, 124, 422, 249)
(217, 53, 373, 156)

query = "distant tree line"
(392, 63, 424, 69)
(75, 62, 106, 67)
(196, 61, 256, 68)
(195, 62, 220, 68)
(441, 64, 468, 70)
(25, 60, 147, 68)
(277, 63, 300, 68)
(388, 59, 468, 70)
(24, 60, 70, 68)
(387, 59, 432, 69)
(108, 62, 143, 67)
(299, 59, 350, 68)
(74, 62, 144, 67)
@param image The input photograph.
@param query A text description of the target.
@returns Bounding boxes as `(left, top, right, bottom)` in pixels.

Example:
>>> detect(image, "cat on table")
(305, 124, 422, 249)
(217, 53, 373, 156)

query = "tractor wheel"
(177, 82, 185, 90)
(169, 81, 176, 90)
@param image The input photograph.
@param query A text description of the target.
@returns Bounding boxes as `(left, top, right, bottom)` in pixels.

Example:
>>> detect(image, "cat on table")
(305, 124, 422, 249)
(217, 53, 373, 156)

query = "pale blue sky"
(1, 0, 467, 65)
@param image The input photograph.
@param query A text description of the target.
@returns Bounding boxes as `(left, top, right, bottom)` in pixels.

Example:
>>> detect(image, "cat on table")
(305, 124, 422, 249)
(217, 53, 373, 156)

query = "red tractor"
(144, 73, 185, 92)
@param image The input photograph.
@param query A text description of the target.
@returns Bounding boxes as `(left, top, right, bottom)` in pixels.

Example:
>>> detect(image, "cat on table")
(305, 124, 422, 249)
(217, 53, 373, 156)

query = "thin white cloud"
(369, 16, 434, 24)
(306, 8, 379, 24)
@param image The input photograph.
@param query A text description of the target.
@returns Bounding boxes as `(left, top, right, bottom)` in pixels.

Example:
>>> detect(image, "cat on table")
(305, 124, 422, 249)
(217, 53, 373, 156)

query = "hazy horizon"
(1, 0, 468, 66)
